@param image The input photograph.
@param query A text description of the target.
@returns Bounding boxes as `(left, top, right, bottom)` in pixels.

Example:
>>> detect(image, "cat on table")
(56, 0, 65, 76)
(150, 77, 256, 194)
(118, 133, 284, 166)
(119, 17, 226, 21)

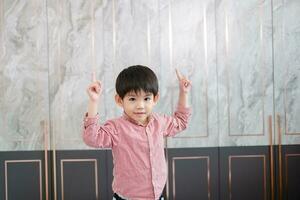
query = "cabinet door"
(0, 1, 50, 199)
(217, 1, 274, 200)
(161, 0, 219, 199)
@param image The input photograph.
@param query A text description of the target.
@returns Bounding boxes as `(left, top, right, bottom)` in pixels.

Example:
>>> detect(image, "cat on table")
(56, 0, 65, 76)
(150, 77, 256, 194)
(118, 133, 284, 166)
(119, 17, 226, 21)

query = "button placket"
(146, 125, 157, 196)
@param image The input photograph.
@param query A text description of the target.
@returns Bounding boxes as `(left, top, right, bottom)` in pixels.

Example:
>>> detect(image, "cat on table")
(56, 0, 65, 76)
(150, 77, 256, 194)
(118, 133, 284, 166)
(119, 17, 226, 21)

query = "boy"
(82, 65, 191, 200)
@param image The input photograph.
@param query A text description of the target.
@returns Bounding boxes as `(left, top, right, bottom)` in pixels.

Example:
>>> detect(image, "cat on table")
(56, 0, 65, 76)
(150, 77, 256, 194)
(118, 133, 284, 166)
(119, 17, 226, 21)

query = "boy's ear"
(153, 93, 160, 104)
(115, 94, 123, 107)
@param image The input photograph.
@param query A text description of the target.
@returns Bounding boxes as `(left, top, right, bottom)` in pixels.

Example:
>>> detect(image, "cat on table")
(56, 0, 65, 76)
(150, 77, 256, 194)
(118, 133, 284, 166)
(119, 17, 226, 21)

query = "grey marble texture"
(0, 0, 49, 150)
(273, 0, 300, 145)
(216, 0, 274, 146)
(0, 0, 299, 150)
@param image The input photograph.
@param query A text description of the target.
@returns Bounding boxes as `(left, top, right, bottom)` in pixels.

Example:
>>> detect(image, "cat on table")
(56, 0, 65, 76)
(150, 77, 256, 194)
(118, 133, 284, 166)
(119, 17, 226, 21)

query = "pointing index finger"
(175, 68, 183, 80)
(91, 72, 96, 82)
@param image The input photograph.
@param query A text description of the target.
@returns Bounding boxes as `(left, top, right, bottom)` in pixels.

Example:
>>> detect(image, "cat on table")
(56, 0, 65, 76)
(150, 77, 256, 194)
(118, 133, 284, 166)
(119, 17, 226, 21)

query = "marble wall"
(0, 0, 299, 150)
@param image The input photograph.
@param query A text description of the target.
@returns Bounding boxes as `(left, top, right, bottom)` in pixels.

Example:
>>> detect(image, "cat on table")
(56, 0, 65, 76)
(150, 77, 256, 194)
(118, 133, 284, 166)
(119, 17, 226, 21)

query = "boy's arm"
(82, 72, 119, 148)
(161, 106, 191, 137)
(178, 90, 189, 108)
(88, 100, 98, 117)
(87, 72, 101, 117)
(162, 69, 192, 137)
(82, 114, 119, 148)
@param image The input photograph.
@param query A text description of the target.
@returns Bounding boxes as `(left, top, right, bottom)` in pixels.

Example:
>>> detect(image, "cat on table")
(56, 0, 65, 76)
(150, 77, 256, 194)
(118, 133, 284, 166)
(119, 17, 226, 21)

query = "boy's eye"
(144, 97, 151, 101)
(129, 97, 135, 101)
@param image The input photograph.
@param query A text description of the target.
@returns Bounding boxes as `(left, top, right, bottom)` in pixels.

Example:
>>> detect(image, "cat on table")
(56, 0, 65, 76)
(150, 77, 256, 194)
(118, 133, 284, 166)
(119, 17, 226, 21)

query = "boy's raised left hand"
(176, 69, 191, 93)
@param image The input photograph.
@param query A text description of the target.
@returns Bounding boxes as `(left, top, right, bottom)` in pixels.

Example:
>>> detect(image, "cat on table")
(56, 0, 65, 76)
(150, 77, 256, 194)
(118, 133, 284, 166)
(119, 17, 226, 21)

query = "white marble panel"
(114, 0, 150, 68)
(154, 0, 173, 119)
(165, 0, 218, 148)
(47, 0, 108, 149)
(217, 0, 274, 146)
(0, 0, 49, 151)
(273, 0, 300, 145)
(0, 0, 3, 57)
(1, 0, 300, 151)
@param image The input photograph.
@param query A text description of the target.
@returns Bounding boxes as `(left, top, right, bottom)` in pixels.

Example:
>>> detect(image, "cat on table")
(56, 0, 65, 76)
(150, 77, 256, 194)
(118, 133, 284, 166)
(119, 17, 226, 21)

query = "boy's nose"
(136, 101, 145, 108)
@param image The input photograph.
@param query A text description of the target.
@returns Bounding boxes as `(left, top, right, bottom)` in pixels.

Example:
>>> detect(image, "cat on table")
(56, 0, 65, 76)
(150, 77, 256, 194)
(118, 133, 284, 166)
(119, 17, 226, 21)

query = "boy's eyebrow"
(126, 92, 137, 96)
(127, 92, 152, 96)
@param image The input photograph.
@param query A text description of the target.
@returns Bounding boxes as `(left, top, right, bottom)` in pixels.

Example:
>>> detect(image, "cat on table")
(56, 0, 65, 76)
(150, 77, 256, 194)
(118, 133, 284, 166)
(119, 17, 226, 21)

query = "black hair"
(115, 65, 159, 99)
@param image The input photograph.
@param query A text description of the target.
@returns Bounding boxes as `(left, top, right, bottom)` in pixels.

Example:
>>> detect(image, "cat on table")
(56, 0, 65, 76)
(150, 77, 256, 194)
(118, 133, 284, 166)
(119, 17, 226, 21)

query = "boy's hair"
(116, 65, 159, 99)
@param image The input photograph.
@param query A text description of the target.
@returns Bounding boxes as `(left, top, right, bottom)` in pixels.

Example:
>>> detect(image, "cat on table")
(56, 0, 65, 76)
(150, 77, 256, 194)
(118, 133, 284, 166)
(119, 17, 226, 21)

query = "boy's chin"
(134, 117, 148, 124)
(135, 117, 147, 122)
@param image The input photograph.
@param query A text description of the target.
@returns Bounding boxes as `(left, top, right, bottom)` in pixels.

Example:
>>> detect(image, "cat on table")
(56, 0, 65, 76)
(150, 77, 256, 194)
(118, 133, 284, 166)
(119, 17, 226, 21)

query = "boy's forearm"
(87, 100, 98, 117)
(178, 91, 189, 108)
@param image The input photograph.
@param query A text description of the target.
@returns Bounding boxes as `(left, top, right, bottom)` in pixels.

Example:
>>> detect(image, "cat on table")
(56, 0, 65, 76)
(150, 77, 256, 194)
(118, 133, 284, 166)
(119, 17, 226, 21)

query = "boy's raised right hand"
(87, 72, 102, 102)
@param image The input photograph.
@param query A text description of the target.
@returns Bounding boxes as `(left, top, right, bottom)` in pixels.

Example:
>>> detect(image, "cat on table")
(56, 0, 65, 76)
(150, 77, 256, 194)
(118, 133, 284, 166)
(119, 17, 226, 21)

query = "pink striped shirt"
(82, 106, 191, 200)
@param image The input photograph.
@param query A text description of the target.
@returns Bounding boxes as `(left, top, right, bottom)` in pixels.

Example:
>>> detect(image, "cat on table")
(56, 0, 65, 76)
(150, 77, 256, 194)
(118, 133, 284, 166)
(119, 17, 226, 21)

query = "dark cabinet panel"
(0, 151, 49, 200)
(167, 148, 219, 200)
(55, 150, 110, 200)
(281, 145, 300, 200)
(1, 145, 300, 200)
(219, 146, 271, 200)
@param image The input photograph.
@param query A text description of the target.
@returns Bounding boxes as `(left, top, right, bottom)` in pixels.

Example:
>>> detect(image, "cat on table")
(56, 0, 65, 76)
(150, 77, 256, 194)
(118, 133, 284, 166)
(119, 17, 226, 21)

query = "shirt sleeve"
(82, 113, 119, 148)
(161, 105, 191, 137)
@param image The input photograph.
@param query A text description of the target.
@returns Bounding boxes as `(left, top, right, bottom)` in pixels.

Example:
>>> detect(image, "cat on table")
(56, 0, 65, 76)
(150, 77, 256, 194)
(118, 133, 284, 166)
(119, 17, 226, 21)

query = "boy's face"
(115, 90, 159, 125)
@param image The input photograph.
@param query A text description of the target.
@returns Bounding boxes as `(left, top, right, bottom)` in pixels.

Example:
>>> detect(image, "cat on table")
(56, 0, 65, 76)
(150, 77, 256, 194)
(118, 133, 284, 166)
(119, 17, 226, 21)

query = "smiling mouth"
(134, 112, 146, 115)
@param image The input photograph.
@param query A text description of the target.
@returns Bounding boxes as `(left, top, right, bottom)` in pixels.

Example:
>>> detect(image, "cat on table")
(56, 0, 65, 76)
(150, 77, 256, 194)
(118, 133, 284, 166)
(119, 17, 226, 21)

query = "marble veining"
(0, 0, 299, 150)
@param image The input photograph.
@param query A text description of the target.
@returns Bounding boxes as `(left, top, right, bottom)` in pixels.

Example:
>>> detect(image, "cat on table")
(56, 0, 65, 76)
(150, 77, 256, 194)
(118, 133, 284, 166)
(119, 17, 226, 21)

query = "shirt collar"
(122, 112, 153, 127)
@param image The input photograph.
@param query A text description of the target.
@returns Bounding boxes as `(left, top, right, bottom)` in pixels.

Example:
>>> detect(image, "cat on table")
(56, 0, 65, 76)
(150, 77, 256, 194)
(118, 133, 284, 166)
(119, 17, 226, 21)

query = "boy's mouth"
(134, 112, 146, 115)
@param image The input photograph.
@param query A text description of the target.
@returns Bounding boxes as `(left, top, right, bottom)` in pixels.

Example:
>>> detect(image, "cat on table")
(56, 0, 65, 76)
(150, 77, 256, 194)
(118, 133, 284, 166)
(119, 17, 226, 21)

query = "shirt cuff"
(83, 112, 99, 128)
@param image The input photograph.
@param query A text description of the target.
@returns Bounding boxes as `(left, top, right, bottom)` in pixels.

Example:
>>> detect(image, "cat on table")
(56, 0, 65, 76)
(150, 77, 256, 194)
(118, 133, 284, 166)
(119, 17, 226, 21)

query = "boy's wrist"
(88, 100, 99, 117)
(89, 99, 99, 104)
(178, 91, 189, 107)
(179, 90, 188, 95)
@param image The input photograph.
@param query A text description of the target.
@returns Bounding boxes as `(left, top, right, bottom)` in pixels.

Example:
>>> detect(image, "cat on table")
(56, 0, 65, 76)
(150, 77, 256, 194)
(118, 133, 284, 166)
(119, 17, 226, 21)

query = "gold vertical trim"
(52, 148, 57, 200)
(164, 139, 169, 200)
(224, 9, 231, 136)
(166, 0, 173, 198)
(52, 0, 62, 199)
(259, 0, 266, 138)
(268, 115, 274, 200)
(41, 120, 49, 200)
(228, 155, 267, 200)
(60, 159, 99, 200)
(202, 2, 209, 137)
(5, 160, 43, 200)
(172, 156, 210, 200)
(276, 114, 282, 200)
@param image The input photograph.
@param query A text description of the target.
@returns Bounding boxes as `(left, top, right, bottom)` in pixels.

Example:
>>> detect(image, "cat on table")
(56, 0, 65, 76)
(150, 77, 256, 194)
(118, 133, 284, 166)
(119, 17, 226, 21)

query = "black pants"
(113, 193, 164, 200)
